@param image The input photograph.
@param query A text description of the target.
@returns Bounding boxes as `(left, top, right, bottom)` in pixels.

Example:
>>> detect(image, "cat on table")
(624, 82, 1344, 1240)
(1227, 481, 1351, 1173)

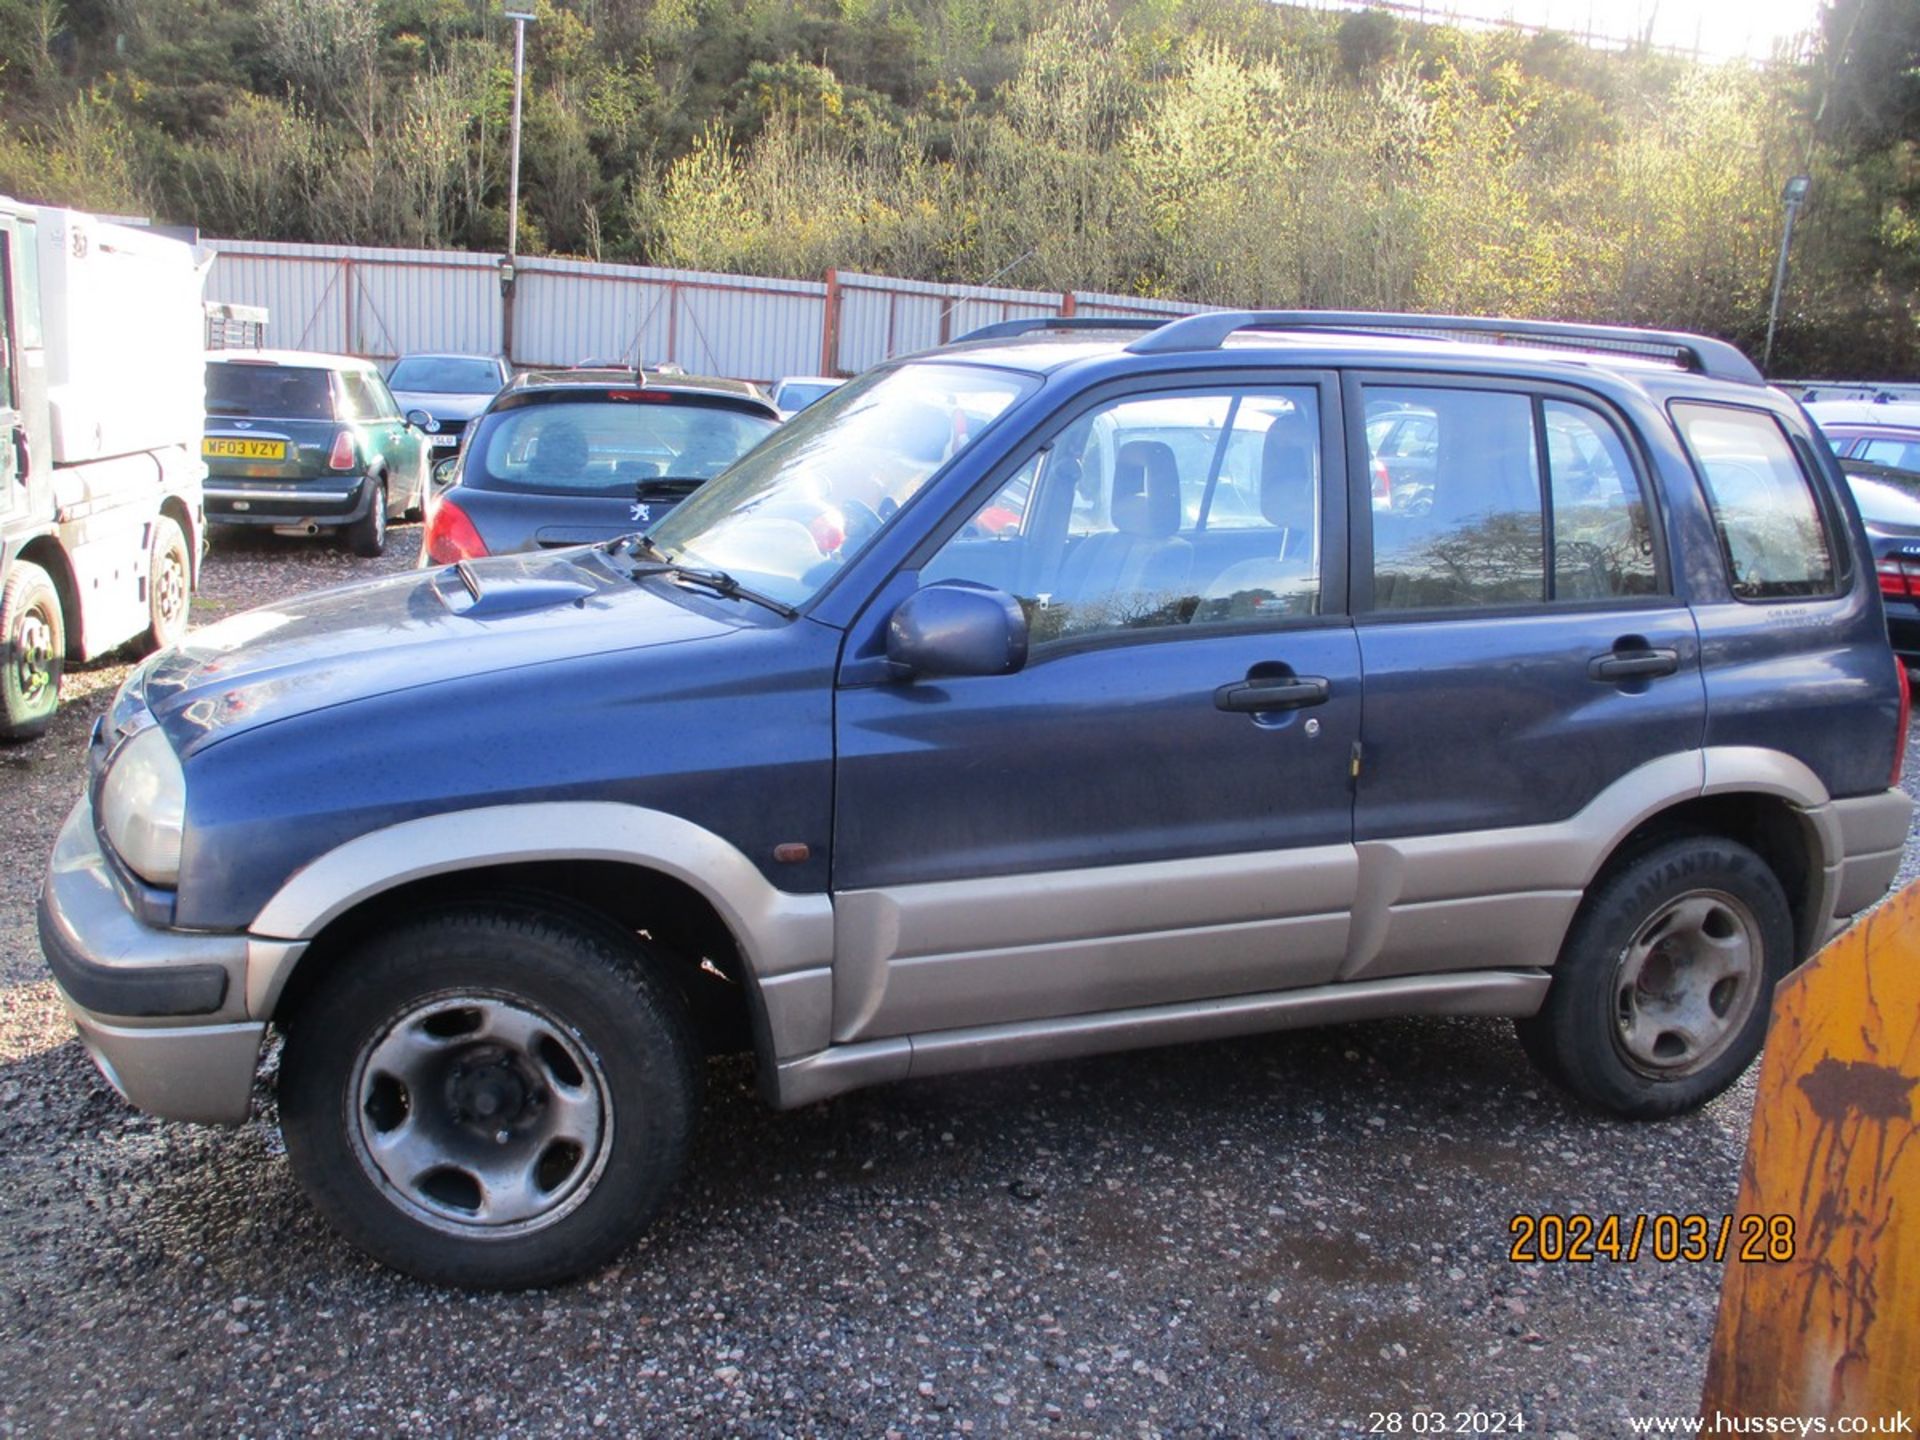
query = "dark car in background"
(1806, 399, 1920, 660)
(204, 351, 431, 557)
(386, 353, 511, 457)
(1832, 458, 1920, 661)
(420, 369, 780, 565)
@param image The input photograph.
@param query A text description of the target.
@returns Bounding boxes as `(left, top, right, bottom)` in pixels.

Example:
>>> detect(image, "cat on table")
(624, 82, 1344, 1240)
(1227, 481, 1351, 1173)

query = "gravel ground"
(3, 530, 1916, 1438)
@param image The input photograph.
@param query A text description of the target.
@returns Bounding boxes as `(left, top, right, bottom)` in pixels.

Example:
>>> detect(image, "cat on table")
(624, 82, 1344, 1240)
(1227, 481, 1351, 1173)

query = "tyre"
(1515, 836, 1794, 1119)
(345, 479, 387, 557)
(1, 559, 64, 742)
(142, 515, 192, 653)
(279, 906, 701, 1288)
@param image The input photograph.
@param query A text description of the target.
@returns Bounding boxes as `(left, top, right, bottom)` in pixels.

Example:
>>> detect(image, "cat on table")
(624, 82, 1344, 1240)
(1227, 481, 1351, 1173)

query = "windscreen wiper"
(626, 547, 797, 619)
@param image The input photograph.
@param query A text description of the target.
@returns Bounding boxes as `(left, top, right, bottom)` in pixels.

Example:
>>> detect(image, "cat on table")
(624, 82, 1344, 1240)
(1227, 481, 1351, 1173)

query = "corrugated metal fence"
(202, 239, 1215, 382)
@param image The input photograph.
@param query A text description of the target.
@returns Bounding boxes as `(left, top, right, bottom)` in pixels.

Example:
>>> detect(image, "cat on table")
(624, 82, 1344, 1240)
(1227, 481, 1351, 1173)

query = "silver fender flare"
(244, 802, 836, 1056)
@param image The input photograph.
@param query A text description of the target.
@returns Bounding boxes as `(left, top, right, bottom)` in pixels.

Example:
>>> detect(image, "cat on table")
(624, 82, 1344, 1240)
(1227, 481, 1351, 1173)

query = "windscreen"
(648, 361, 1037, 606)
(206, 363, 333, 420)
(389, 357, 504, 394)
(464, 398, 777, 497)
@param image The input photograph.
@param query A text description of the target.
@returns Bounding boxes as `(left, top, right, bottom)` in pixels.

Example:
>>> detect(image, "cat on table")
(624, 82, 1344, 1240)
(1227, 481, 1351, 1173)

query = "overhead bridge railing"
(1121, 310, 1766, 385)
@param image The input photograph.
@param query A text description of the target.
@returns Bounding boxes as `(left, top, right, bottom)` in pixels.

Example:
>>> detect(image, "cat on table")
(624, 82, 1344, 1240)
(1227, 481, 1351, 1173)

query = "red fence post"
(821, 268, 841, 376)
(1060, 292, 1077, 317)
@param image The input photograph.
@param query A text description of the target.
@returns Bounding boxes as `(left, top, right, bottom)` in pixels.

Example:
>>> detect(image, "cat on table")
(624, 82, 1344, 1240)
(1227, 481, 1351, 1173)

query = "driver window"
(922, 386, 1323, 647)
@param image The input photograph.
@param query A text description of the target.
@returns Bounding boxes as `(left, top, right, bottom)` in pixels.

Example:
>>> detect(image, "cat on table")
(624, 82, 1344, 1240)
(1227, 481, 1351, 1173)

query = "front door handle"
(10, 424, 27, 482)
(1588, 647, 1679, 682)
(1214, 675, 1331, 713)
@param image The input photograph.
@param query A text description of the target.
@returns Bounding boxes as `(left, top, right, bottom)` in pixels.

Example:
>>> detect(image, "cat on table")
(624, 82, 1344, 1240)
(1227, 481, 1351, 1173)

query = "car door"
(1345, 376, 1706, 982)
(349, 369, 423, 511)
(830, 376, 1363, 1043)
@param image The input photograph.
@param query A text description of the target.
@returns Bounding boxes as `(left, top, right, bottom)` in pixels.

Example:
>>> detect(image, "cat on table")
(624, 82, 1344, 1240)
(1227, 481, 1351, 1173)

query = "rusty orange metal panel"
(1701, 878, 1920, 1415)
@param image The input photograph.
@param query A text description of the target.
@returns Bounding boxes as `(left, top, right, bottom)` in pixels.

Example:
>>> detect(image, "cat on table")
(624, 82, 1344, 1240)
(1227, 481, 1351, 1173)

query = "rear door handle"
(1588, 647, 1679, 681)
(1214, 676, 1331, 713)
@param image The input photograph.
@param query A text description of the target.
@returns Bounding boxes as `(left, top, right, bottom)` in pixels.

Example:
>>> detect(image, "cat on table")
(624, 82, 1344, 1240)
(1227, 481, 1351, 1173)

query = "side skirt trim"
(771, 969, 1549, 1109)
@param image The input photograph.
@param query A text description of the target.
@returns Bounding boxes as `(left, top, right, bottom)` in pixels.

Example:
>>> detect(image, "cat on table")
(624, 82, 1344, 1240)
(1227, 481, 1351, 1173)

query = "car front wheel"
(1515, 836, 1793, 1119)
(279, 906, 701, 1288)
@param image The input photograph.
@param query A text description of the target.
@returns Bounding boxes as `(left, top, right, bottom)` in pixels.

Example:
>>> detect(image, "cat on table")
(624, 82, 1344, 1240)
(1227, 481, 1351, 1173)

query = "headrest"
(1260, 420, 1317, 532)
(1112, 440, 1181, 537)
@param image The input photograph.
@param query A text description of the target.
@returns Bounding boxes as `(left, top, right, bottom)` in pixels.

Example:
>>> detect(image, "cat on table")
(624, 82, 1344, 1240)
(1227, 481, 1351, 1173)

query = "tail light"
(327, 430, 357, 471)
(1879, 556, 1918, 599)
(423, 496, 488, 565)
(1371, 458, 1392, 507)
(1894, 658, 1911, 787)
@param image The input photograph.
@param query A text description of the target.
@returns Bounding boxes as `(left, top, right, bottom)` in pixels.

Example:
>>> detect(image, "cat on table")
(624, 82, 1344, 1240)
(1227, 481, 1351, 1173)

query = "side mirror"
(886, 581, 1028, 680)
(405, 408, 434, 431)
(431, 455, 459, 488)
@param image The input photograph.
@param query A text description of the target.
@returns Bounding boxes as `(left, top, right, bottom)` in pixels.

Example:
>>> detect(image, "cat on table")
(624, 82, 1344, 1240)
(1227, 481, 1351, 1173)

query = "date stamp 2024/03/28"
(1507, 1213, 1796, 1264)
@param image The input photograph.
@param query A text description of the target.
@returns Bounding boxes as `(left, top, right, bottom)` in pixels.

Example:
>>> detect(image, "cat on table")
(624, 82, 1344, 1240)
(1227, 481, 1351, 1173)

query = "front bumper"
(38, 797, 266, 1125)
(204, 473, 378, 531)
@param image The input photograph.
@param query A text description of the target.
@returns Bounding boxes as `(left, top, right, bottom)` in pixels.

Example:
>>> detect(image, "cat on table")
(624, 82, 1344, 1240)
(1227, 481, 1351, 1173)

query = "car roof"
(206, 348, 376, 372)
(392, 352, 507, 365)
(499, 369, 780, 416)
(914, 313, 1769, 402)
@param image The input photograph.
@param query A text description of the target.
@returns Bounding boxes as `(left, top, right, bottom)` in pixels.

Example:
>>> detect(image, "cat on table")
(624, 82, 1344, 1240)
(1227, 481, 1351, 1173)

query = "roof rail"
(1123, 310, 1764, 385)
(956, 315, 1173, 344)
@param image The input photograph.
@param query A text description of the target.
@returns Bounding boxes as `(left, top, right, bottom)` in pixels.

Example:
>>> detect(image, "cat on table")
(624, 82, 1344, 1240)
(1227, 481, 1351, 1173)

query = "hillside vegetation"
(1, 0, 1916, 376)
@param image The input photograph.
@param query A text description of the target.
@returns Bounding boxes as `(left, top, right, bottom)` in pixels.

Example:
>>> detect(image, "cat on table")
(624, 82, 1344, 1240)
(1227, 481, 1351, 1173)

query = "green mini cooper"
(203, 350, 432, 557)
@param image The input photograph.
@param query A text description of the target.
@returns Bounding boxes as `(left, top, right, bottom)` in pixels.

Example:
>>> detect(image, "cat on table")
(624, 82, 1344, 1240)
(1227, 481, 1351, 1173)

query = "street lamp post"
(502, 7, 535, 364)
(1763, 173, 1811, 376)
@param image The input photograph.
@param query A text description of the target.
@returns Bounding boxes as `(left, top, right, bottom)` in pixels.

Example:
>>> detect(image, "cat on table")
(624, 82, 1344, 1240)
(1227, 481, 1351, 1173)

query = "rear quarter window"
(1671, 402, 1837, 601)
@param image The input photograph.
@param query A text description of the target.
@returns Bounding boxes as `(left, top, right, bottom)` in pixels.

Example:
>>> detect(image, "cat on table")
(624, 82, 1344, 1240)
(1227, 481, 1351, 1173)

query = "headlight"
(100, 725, 186, 887)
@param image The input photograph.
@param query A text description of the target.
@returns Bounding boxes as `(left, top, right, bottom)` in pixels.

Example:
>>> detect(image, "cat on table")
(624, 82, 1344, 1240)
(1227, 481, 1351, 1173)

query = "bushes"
(2, 0, 1915, 375)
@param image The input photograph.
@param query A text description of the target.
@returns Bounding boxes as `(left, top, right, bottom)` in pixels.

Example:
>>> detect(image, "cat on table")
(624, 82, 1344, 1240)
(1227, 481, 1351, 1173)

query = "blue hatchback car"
(41, 311, 1912, 1287)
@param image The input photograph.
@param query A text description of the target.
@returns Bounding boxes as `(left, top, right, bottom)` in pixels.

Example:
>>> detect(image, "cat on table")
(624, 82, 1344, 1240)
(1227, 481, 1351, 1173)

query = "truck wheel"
(1515, 836, 1793, 1119)
(142, 516, 192, 653)
(1, 560, 64, 742)
(345, 480, 387, 558)
(279, 905, 701, 1289)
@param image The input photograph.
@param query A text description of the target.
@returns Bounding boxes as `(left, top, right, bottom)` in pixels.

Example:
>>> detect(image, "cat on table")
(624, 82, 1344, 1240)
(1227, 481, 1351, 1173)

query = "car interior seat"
(1200, 416, 1320, 619)
(1055, 440, 1193, 609)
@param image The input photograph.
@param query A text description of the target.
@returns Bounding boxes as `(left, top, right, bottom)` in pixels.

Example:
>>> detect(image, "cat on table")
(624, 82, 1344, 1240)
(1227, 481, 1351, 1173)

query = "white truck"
(1, 199, 210, 740)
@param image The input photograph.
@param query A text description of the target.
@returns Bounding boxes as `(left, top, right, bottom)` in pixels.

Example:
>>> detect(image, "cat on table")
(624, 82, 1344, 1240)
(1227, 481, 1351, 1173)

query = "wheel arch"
(250, 803, 835, 1086)
(1587, 748, 1839, 964)
(12, 535, 79, 660)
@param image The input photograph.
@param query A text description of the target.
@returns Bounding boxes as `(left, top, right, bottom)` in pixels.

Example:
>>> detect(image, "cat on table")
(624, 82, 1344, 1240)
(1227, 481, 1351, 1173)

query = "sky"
(1321, 0, 1829, 62)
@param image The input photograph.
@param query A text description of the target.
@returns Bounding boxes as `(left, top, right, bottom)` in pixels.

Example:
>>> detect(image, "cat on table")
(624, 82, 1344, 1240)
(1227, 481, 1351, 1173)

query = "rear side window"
(207, 363, 334, 421)
(1858, 436, 1920, 473)
(1672, 403, 1836, 600)
(1366, 387, 1545, 608)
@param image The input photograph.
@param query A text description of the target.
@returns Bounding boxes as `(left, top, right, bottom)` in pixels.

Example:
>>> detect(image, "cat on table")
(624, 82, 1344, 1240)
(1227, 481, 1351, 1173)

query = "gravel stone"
(4, 526, 1918, 1436)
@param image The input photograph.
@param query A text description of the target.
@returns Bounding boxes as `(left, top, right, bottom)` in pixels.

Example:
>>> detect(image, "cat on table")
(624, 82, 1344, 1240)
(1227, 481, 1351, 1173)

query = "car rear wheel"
(279, 905, 701, 1288)
(142, 516, 192, 653)
(1, 560, 64, 742)
(1515, 836, 1793, 1118)
(345, 479, 387, 558)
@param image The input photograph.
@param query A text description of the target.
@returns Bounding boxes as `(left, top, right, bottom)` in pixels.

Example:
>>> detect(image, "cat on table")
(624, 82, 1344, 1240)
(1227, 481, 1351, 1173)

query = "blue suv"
(40, 312, 1913, 1287)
